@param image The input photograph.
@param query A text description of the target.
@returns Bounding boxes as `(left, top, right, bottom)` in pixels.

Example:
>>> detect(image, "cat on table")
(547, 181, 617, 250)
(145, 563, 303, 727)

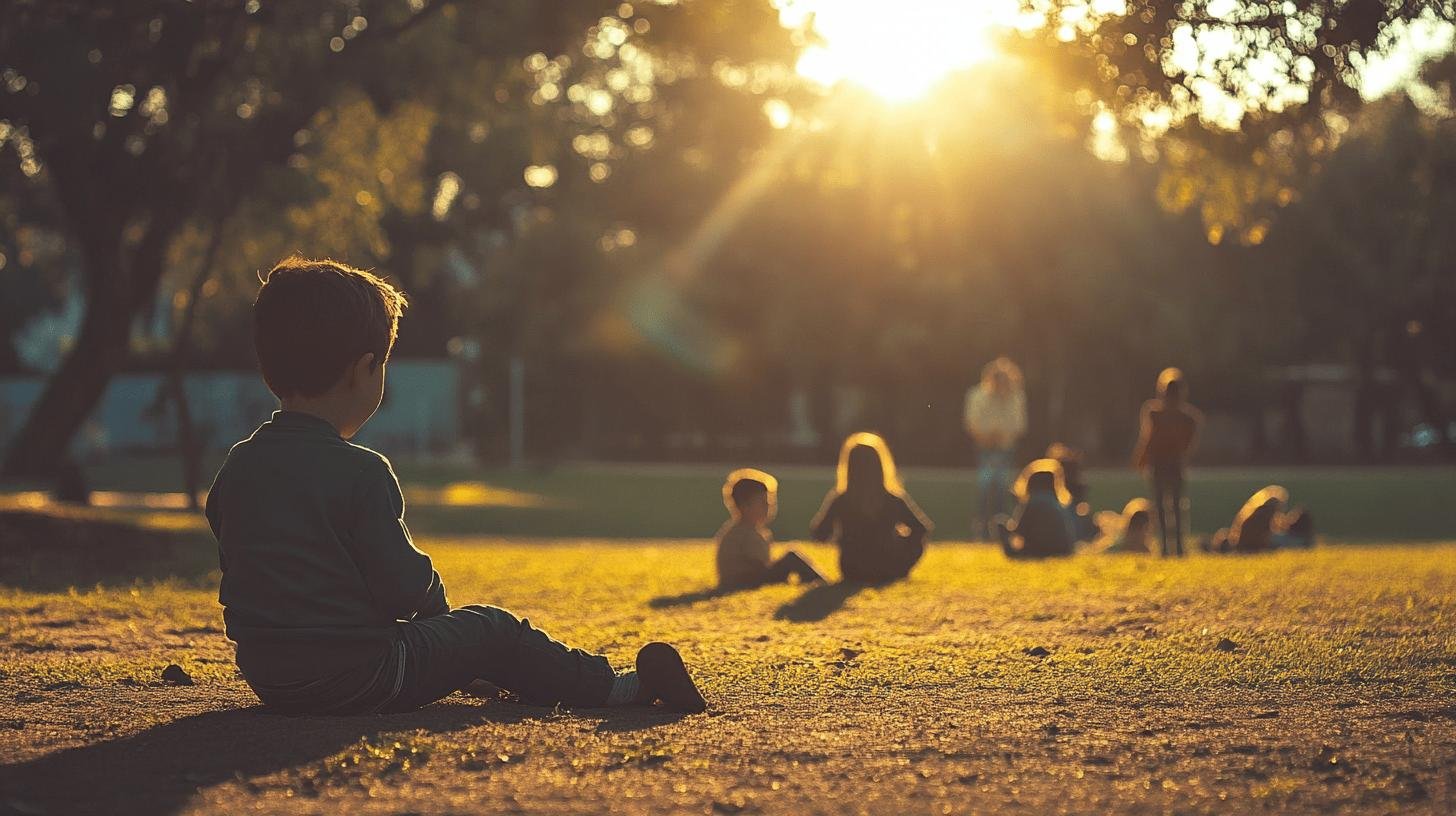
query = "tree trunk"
(0, 218, 176, 480)
(165, 217, 226, 510)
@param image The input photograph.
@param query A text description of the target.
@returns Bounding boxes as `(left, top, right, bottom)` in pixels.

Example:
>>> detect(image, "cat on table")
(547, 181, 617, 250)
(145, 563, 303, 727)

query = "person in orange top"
(1132, 367, 1203, 557)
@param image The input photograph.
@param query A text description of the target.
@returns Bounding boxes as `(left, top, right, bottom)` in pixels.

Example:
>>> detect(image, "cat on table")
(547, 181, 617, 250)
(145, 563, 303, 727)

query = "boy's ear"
(349, 352, 377, 383)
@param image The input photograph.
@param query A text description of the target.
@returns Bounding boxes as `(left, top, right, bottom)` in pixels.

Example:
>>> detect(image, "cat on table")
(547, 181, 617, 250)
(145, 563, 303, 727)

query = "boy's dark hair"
(254, 256, 407, 397)
(729, 477, 770, 510)
(722, 468, 777, 514)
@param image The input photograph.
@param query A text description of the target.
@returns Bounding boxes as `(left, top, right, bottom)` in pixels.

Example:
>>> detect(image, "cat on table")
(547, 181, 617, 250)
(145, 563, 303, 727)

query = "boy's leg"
(386, 605, 618, 712)
(766, 550, 826, 584)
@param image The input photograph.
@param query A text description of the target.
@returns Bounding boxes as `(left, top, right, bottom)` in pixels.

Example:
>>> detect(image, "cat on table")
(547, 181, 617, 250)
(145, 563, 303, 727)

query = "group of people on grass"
(207, 255, 1317, 721)
(715, 361, 1318, 592)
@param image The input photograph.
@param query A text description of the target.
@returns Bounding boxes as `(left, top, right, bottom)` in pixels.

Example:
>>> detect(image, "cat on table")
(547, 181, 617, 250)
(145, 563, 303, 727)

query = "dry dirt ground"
(2, 540, 1455, 815)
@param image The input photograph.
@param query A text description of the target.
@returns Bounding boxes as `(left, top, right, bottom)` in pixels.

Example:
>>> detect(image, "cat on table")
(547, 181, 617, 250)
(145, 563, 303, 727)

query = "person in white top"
(964, 357, 1027, 539)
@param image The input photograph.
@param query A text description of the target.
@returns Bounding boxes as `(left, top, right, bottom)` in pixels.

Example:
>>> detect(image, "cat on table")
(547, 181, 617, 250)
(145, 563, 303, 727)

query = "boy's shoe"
(635, 642, 707, 713)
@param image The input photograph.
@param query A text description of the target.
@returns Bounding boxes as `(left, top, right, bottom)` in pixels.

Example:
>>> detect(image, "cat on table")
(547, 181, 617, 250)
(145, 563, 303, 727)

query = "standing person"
(810, 432, 933, 584)
(965, 358, 1028, 540)
(1132, 367, 1204, 557)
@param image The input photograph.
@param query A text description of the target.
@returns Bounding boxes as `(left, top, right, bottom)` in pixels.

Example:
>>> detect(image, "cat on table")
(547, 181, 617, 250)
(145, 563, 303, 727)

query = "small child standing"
(716, 469, 825, 590)
(206, 256, 705, 715)
(1132, 367, 1204, 557)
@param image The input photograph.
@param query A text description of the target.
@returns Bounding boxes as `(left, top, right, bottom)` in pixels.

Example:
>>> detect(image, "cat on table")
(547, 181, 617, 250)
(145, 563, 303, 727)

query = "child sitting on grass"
(1086, 498, 1155, 555)
(997, 459, 1076, 559)
(716, 469, 826, 590)
(811, 432, 933, 584)
(1203, 485, 1315, 553)
(1046, 442, 1097, 543)
(205, 256, 705, 715)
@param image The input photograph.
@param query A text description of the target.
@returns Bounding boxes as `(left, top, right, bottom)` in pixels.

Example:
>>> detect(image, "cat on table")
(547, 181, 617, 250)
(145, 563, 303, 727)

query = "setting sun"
(780, 0, 1020, 102)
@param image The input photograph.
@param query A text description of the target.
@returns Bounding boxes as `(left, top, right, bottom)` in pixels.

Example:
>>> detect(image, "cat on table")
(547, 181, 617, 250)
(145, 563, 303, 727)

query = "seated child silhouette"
(716, 469, 825, 590)
(1086, 498, 1155, 555)
(998, 459, 1076, 559)
(1204, 485, 1315, 553)
(810, 432, 933, 584)
(1046, 442, 1097, 543)
(206, 256, 705, 715)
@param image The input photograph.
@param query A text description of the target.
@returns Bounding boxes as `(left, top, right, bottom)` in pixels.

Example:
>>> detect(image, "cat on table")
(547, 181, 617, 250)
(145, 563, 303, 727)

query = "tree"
(0, 0, 617, 479)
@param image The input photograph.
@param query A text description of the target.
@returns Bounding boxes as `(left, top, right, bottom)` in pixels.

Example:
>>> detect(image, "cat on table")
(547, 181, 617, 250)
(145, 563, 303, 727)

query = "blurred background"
(1, 0, 1453, 541)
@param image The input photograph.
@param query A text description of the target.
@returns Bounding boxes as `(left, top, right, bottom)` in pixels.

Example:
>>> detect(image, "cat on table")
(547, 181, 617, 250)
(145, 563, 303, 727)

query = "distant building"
(0, 360, 461, 460)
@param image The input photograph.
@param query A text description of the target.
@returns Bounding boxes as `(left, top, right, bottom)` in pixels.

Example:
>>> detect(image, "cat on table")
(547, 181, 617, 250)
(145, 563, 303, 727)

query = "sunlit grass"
(3, 539, 1453, 697)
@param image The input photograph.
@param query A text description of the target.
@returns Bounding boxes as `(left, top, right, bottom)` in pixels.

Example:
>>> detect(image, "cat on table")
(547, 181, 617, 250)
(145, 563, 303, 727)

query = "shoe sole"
(636, 642, 707, 713)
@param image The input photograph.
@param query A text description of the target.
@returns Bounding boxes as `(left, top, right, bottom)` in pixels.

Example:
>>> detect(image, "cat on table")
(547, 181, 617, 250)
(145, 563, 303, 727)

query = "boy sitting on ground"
(716, 469, 825, 589)
(205, 256, 705, 715)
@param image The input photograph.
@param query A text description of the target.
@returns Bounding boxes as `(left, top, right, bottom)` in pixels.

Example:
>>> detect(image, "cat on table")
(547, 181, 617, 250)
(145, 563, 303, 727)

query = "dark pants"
(996, 517, 1070, 560)
(840, 537, 924, 584)
(1150, 465, 1185, 557)
(724, 551, 825, 590)
(382, 605, 618, 712)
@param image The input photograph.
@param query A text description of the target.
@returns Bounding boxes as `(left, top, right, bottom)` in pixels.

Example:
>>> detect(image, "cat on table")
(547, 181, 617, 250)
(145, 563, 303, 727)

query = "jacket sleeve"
(347, 456, 449, 621)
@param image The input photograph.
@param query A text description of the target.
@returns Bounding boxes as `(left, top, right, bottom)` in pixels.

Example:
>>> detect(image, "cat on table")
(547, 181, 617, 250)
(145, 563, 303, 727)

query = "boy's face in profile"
(335, 352, 387, 439)
(739, 492, 776, 527)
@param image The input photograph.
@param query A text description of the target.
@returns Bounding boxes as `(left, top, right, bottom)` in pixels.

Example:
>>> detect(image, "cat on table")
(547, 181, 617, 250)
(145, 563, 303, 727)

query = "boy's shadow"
(0, 698, 676, 815)
(648, 584, 755, 609)
(774, 581, 865, 623)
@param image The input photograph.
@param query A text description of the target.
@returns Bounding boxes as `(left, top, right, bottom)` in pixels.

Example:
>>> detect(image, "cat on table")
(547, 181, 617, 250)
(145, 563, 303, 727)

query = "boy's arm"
(348, 457, 450, 621)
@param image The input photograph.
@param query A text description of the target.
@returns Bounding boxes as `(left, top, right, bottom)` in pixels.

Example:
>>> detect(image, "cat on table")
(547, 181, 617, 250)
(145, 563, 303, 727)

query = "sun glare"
(780, 0, 1021, 102)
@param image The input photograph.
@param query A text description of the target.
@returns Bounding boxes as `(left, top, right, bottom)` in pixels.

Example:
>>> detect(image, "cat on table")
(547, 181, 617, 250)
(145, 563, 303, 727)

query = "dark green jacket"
(205, 411, 448, 687)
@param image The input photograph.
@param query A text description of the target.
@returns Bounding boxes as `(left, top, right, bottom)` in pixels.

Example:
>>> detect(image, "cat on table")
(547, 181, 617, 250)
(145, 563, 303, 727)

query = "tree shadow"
(0, 509, 215, 592)
(647, 584, 755, 609)
(773, 581, 866, 623)
(0, 697, 684, 815)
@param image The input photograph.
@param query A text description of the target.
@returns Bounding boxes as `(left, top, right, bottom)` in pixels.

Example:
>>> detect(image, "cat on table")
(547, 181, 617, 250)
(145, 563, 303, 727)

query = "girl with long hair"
(810, 432, 933, 584)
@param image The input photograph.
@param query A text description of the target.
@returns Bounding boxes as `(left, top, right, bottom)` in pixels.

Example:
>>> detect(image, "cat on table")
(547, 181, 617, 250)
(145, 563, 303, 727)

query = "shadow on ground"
(0, 699, 683, 816)
(774, 582, 865, 623)
(0, 509, 215, 591)
(648, 584, 757, 609)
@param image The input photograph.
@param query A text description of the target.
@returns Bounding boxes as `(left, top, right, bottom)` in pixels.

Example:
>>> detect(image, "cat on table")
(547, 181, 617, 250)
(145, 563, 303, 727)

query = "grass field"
(2, 463, 1455, 813)
(2, 535, 1455, 814)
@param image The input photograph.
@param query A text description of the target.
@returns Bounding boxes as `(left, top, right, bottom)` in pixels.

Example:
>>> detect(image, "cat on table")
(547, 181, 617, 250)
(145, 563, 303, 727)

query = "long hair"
(1122, 497, 1153, 521)
(1233, 485, 1288, 529)
(1157, 367, 1186, 403)
(1011, 458, 1072, 506)
(835, 431, 903, 498)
